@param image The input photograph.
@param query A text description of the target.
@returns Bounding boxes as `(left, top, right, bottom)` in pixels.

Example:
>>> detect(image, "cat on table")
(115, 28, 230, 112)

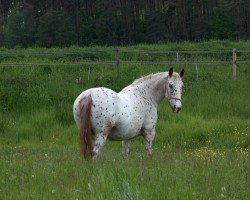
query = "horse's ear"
(180, 69, 184, 78)
(169, 68, 173, 77)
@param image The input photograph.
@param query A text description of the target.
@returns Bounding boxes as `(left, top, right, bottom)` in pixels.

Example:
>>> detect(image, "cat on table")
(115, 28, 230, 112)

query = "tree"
(79, 10, 97, 46)
(4, 2, 36, 47)
(0, 17, 4, 46)
(209, 7, 234, 40)
(0, 0, 250, 47)
(37, 8, 74, 47)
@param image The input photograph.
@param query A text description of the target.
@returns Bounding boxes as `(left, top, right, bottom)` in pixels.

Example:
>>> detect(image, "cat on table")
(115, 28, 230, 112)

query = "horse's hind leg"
(92, 123, 113, 160)
(92, 132, 108, 160)
(122, 140, 131, 159)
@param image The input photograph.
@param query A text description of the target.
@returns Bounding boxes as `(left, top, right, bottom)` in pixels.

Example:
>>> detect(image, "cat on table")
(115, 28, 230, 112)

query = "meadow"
(0, 41, 249, 199)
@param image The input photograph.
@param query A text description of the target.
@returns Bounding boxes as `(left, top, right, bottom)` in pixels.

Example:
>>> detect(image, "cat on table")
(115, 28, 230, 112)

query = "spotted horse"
(73, 68, 185, 160)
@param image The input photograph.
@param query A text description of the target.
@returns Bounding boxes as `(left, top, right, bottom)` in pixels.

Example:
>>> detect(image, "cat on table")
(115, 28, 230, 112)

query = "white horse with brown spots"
(73, 68, 184, 160)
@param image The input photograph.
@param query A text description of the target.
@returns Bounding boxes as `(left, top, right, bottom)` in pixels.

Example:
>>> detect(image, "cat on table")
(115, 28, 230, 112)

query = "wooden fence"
(0, 48, 250, 80)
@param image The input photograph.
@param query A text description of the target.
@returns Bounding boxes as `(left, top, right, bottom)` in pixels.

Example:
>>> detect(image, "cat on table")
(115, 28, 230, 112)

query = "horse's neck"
(124, 72, 167, 105)
(144, 73, 167, 105)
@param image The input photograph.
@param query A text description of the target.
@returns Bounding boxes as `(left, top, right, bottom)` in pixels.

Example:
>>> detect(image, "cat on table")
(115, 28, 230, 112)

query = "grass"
(0, 41, 249, 199)
(0, 145, 248, 200)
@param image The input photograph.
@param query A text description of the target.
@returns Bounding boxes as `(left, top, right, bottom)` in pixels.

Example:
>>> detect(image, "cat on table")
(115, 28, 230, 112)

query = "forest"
(0, 0, 250, 47)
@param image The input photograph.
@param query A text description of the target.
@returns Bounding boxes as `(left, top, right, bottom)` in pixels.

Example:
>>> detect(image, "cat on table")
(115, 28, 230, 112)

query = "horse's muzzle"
(168, 98, 182, 113)
(172, 106, 181, 113)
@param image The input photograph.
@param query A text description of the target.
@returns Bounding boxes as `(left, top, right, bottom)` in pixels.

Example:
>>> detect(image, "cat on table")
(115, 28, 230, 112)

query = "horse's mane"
(131, 72, 167, 86)
(121, 71, 180, 92)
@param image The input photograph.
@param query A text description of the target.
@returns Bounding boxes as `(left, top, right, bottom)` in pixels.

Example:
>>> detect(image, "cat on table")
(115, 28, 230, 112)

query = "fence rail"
(0, 48, 250, 80)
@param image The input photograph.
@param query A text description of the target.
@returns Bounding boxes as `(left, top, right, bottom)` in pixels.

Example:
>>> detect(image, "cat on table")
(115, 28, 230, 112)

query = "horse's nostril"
(177, 107, 181, 112)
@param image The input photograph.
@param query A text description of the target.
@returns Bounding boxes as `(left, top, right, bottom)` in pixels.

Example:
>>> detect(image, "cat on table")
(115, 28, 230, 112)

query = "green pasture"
(0, 41, 249, 199)
(0, 146, 248, 200)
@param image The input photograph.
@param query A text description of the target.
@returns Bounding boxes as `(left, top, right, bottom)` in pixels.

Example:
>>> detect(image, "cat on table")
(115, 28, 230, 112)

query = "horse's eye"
(169, 84, 173, 89)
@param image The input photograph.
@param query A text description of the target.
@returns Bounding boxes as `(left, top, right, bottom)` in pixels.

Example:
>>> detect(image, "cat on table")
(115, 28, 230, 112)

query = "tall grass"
(0, 41, 249, 199)
(0, 146, 248, 200)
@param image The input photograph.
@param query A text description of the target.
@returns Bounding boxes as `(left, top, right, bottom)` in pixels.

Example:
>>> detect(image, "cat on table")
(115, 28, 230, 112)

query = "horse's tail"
(79, 95, 93, 159)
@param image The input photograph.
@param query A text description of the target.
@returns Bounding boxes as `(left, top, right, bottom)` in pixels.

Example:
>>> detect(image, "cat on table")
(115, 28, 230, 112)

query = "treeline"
(0, 0, 249, 47)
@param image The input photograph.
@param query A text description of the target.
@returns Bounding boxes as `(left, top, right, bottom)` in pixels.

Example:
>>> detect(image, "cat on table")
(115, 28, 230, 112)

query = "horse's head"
(166, 68, 184, 113)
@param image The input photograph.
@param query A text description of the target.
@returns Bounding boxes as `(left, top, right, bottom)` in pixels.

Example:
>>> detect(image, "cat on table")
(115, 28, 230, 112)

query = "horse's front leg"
(143, 128, 155, 158)
(122, 140, 131, 159)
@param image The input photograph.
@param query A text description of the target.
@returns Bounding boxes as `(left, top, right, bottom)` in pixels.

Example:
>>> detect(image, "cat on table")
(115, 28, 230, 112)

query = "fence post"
(195, 64, 198, 81)
(176, 52, 180, 68)
(115, 48, 120, 79)
(233, 48, 237, 80)
(88, 66, 91, 81)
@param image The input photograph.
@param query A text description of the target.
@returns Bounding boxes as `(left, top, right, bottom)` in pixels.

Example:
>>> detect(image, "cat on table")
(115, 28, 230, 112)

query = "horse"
(73, 68, 184, 160)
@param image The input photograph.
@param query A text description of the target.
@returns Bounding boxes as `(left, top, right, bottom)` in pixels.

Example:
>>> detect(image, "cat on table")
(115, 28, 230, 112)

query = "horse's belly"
(108, 115, 144, 140)
(108, 125, 141, 140)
